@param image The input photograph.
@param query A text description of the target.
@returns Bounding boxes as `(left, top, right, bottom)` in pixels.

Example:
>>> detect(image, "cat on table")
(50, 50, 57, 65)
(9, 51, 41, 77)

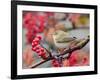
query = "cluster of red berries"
(23, 12, 55, 44)
(23, 12, 46, 44)
(52, 59, 61, 67)
(26, 30, 35, 44)
(68, 50, 89, 66)
(32, 35, 47, 59)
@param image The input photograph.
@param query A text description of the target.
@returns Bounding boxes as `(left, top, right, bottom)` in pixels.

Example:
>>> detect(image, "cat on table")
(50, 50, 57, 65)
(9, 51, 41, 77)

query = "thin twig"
(29, 57, 53, 68)
(30, 37, 89, 68)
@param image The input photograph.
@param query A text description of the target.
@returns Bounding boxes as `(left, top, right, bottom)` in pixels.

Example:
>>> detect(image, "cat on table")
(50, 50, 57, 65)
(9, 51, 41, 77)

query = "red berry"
(36, 49, 40, 53)
(39, 52, 46, 58)
(37, 35, 42, 40)
(38, 52, 42, 56)
(52, 59, 61, 67)
(40, 48, 44, 52)
(53, 63, 59, 67)
(34, 38, 40, 42)
(35, 45, 40, 50)
(32, 43, 35, 47)
(32, 39, 36, 43)
(26, 31, 34, 44)
(41, 55, 47, 59)
(82, 57, 87, 64)
(42, 52, 46, 55)
(32, 47, 37, 51)
(69, 56, 77, 66)
(38, 52, 45, 56)
(34, 41, 38, 46)
(37, 45, 41, 47)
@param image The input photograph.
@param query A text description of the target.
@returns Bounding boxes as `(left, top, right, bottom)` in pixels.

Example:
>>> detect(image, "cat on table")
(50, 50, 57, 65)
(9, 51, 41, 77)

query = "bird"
(52, 30, 77, 48)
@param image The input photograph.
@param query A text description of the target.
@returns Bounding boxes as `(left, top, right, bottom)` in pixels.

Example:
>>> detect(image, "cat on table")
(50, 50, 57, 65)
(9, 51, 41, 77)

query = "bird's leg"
(54, 55, 63, 67)
(58, 56, 63, 67)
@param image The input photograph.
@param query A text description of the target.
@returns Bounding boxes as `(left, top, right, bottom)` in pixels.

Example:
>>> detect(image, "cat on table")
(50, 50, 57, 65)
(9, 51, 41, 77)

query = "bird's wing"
(56, 37, 76, 43)
(55, 32, 68, 41)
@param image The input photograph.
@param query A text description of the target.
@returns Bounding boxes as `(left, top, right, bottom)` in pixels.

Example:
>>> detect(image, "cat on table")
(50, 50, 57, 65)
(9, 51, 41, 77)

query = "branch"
(58, 36, 89, 57)
(29, 57, 53, 68)
(30, 36, 89, 68)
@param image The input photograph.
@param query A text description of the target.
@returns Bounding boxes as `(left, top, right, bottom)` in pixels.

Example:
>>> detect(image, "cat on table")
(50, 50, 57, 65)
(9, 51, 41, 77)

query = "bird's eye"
(73, 37, 76, 39)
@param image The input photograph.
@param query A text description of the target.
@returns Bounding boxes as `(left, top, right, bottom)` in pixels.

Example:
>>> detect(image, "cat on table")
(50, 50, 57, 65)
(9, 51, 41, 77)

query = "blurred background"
(22, 11, 90, 68)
